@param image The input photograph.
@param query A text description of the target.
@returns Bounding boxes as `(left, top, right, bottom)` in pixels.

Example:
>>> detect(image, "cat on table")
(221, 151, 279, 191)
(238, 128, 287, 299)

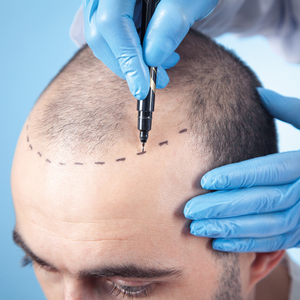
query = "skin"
(11, 94, 287, 300)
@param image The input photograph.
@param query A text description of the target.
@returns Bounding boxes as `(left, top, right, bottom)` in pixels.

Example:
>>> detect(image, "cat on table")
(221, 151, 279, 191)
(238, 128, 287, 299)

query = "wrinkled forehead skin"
(11, 104, 224, 298)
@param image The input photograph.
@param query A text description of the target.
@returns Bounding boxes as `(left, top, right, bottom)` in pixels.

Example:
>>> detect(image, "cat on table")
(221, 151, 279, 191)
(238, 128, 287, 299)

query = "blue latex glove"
(82, 0, 219, 100)
(184, 88, 300, 252)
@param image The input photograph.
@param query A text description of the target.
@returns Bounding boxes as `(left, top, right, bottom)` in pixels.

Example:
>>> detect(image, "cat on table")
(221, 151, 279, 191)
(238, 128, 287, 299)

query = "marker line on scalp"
(116, 158, 126, 162)
(179, 128, 188, 134)
(159, 141, 168, 146)
(27, 120, 191, 166)
(137, 151, 147, 155)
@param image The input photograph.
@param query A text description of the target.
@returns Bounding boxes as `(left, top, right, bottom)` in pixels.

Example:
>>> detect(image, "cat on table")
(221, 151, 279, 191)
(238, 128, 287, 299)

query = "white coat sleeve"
(192, 0, 300, 63)
(70, 5, 85, 48)
(70, 1, 300, 63)
(286, 249, 300, 300)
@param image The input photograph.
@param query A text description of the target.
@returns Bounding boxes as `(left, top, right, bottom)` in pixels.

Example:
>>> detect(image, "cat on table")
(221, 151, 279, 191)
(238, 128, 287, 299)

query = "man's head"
(11, 30, 282, 300)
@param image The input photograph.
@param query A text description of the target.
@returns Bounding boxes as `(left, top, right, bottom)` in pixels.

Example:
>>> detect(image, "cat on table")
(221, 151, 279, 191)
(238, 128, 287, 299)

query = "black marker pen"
(137, 0, 160, 152)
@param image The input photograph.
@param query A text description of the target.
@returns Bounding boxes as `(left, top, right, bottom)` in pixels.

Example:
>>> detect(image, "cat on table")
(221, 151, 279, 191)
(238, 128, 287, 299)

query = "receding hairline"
(26, 29, 276, 168)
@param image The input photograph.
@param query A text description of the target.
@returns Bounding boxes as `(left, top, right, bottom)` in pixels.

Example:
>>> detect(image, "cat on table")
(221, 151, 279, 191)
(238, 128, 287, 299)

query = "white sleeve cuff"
(70, 5, 86, 48)
(286, 249, 300, 300)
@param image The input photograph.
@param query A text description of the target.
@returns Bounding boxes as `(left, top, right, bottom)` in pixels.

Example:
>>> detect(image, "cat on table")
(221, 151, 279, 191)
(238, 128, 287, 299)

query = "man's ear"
(248, 250, 285, 290)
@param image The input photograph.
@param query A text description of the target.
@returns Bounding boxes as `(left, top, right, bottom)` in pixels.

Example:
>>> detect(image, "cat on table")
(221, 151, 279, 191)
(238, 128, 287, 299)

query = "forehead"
(11, 120, 211, 272)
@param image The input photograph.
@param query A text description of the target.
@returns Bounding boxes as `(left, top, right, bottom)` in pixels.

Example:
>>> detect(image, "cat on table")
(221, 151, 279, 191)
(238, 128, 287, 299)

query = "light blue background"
(0, 1, 299, 299)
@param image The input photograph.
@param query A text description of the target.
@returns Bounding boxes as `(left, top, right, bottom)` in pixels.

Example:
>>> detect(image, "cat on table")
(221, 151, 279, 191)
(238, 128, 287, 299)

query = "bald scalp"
(31, 45, 133, 154)
(30, 30, 277, 167)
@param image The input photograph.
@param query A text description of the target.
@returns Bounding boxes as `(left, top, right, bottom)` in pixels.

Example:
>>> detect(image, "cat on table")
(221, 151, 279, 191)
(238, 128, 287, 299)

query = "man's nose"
(63, 277, 96, 300)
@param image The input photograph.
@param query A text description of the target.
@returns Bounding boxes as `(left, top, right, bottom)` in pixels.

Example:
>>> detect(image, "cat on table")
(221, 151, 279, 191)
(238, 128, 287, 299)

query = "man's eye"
(21, 254, 33, 267)
(105, 280, 154, 298)
(21, 254, 57, 273)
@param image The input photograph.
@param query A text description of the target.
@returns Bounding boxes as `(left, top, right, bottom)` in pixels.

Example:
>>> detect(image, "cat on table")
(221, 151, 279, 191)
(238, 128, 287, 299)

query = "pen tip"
(142, 143, 145, 152)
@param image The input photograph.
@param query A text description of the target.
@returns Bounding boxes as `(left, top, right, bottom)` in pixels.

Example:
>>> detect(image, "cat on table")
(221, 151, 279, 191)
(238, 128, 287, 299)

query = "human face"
(11, 115, 252, 300)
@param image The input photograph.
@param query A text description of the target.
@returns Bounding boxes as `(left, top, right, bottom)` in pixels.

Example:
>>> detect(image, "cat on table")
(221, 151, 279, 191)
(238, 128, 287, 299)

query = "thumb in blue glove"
(184, 88, 300, 252)
(82, 0, 219, 100)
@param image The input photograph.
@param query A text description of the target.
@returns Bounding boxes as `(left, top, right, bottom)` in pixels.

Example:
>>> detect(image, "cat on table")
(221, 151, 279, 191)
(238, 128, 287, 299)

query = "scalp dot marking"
(159, 141, 168, 146)
(37, 152, 42, 157)
(137, 151, 146, 155)
(74, 162, 84, 165)
(179, 128, 188, 134)
(46, 159, 51, 163)
(59, 163, 66, 166)
(29, 144, 33, 150)
(116, 158, 126, 162)
(95, 162, 105, 165)
(27, 136, 29, 142)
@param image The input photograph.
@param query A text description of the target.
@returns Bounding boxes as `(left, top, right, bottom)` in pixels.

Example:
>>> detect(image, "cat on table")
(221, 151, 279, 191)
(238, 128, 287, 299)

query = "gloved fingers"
(143, 0, 219, 67)
(212, 227, 300, 252)
(184, 179, 300, 220)
(190, 201, 300, 239)
(95, 0, 150, 100)
(161, 52, 180, 70)
(156, 66, 169, 89)
(82, 0, 92, 9)
(155, 53, 180, 89)
(82, 0, 125, 79)
(258, 88, 300, 130)
(201, 151, 300, 190)
(82, 0, 98, 33)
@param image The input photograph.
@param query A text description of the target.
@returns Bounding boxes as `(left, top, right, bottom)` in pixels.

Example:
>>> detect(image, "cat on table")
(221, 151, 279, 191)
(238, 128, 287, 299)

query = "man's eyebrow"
(12, 229, 57, 270)
(78, 265, 182, 280)
(13, 229, 183, 280)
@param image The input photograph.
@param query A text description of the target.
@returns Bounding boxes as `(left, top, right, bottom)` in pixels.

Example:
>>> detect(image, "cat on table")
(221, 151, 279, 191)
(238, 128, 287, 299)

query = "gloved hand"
(82, 0, 219, 100)
(184, 88, 300, 252)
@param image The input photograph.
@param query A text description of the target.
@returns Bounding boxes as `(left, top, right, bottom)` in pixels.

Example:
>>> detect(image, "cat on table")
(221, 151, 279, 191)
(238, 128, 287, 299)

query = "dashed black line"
(26, 122, 190, 166)
(159, 141, 168, 146)
(137, 151, 146, 155)
(116, 158, 126, 162)
(179, 128, 188, 134)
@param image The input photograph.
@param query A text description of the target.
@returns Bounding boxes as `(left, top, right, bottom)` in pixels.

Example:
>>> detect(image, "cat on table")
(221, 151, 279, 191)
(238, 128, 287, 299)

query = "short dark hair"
(31, 29, 277, 167)
(177, 30, 277, 169)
